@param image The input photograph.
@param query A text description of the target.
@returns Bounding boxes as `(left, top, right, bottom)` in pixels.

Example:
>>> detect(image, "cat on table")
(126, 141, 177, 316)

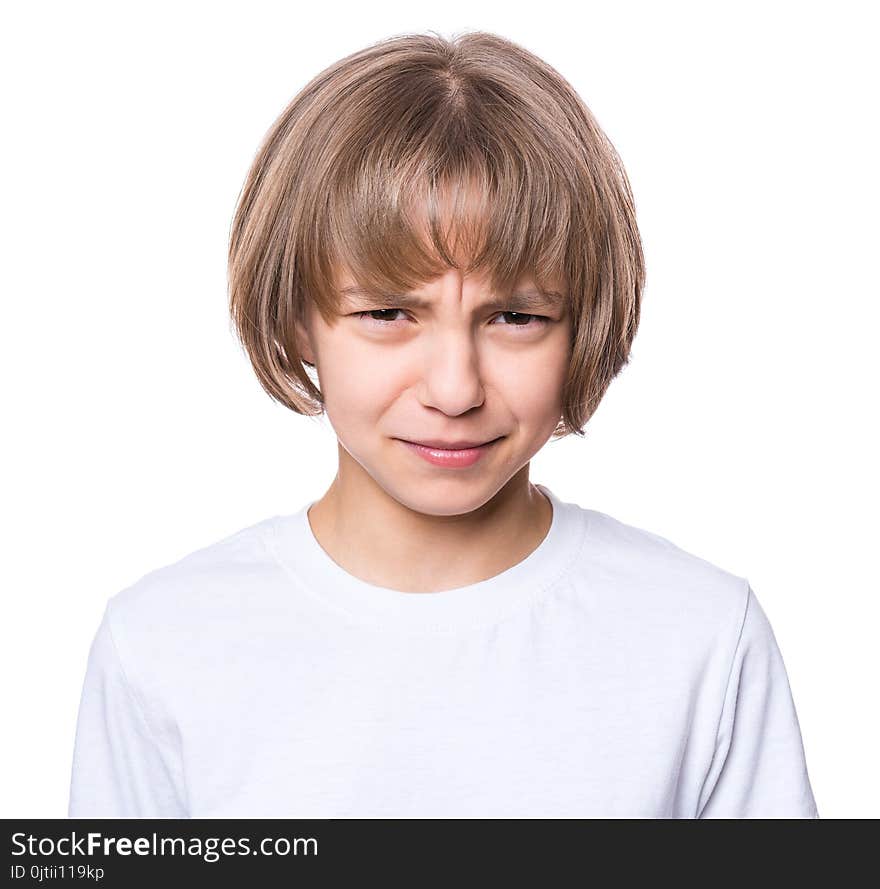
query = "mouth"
(395, 436, 503, 468)
(399, 437, 503, 450)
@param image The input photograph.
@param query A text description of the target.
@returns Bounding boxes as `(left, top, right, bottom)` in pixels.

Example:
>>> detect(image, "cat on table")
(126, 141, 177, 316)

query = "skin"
(295, 264, 572, 593)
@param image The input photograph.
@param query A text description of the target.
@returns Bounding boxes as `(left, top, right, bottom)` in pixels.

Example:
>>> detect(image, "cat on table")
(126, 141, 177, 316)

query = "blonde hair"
(228, 30, 645, 438)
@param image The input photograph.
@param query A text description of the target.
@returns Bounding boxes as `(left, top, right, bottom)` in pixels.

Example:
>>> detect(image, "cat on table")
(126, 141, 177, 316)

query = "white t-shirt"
(68, 484, 819, 818)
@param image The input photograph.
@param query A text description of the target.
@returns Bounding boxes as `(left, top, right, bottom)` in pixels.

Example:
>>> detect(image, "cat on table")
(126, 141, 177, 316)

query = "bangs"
(302, 73, 581, 320)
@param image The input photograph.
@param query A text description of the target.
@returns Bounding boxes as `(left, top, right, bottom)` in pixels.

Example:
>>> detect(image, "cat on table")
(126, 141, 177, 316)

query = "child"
(68, 30, 818, 818)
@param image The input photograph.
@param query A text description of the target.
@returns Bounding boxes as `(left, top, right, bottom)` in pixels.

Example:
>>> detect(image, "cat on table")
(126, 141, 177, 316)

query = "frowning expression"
(297, 265, 572, 515)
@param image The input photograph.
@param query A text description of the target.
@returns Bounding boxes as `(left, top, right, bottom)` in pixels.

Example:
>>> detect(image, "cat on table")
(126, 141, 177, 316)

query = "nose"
(417, 331, 485, 416)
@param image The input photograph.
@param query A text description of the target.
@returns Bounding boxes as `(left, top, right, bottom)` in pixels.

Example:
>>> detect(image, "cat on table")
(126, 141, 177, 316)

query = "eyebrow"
(338, 286, 566, 313)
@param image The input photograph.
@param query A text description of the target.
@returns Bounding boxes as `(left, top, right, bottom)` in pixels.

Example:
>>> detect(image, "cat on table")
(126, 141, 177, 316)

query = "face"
(296, 266, 572, 517)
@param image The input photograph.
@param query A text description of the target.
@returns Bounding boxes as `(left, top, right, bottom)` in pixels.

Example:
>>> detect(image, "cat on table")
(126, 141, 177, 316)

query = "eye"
(490, 311, 550, 329)
(355, 309, 410, 326)
(353, 309, 551, 330)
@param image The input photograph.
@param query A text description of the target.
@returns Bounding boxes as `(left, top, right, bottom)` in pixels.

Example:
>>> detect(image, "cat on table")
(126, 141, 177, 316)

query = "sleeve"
(67, 600, 188, 818)
(697, 585, 819, 819)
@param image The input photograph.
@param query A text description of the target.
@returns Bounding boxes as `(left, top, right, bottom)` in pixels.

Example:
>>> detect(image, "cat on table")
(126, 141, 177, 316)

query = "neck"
(306, 448, 551, 593)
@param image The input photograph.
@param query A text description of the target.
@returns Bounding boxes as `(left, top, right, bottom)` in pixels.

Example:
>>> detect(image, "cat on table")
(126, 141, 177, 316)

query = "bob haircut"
(228, 30, 645, 439)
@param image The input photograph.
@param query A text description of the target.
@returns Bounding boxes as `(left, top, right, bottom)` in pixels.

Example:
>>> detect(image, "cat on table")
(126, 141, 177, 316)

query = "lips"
(402, 437, 499, 450)
(399, 437, 500, 468)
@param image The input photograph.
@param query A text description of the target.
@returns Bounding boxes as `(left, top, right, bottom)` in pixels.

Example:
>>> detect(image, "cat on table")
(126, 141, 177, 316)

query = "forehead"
(322, 173, 569, 316)
(339, 288, 564, 316)
(334, 271, 566, 313)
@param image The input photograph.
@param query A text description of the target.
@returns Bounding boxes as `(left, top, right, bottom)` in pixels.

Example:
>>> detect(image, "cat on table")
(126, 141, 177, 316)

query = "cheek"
(495, 337, 569, 415)
(318, 340, 400, 421)
(317, 324, 570, 426)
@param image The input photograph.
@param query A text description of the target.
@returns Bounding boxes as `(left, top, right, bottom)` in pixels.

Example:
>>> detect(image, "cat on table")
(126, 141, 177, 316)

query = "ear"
(294, 307, 316, 367)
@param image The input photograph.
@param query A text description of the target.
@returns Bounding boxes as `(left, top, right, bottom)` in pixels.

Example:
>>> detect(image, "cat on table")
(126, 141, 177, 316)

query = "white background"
(2, 0, 876, 817)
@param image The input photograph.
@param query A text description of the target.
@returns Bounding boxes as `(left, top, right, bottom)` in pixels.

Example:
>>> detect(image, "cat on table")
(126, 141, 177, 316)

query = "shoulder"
(572, 504, 750, 634)
(104, 515, 282, 654)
